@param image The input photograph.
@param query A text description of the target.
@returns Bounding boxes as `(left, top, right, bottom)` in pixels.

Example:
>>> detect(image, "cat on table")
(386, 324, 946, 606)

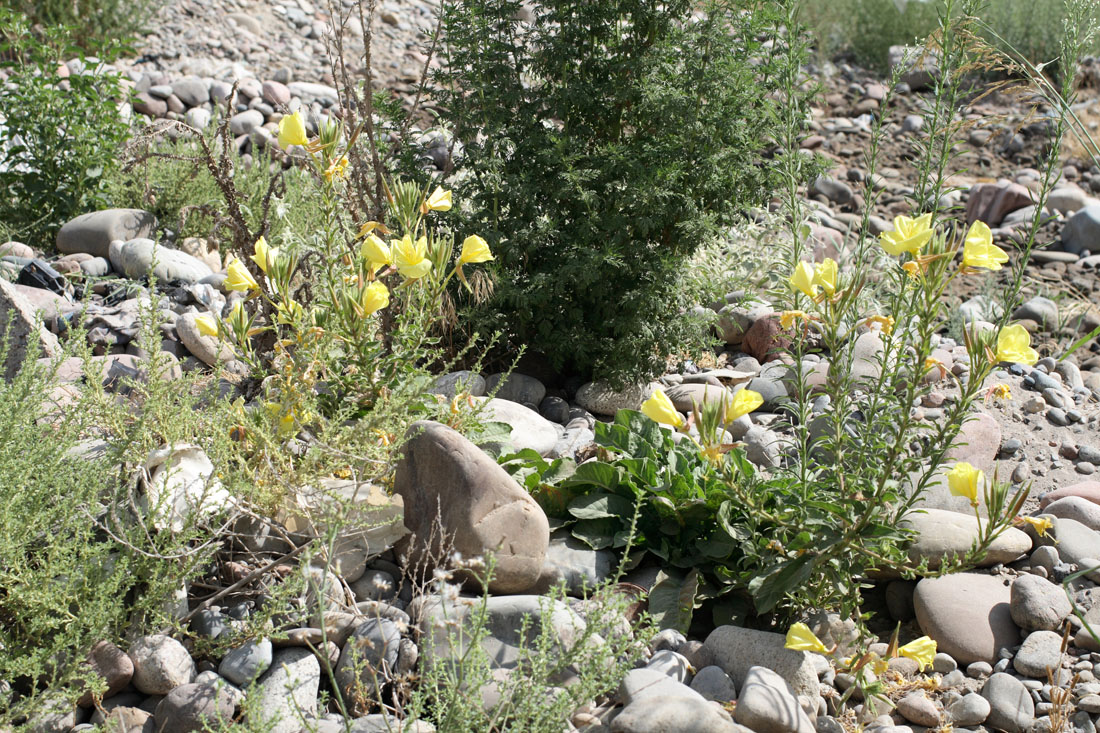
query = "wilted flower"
(195, 313, 219, 338)
(275, 298, 303, 324)
(641, 388, 683, 428)
(458, 235, 494, 265)
(947, 462, 983, 505)
(880, 213, 934, 256)
(361, 280, 389, 315)
(323, 155, 349, 182)
(990, 383, 1011, 400)
(356, 220, 388, 239)
(789, 261, 819, 299)
(961, 221, 1008, 271)
(393, 235, 432, 279)
(250, 236, 279, 275)
(864, 315, 895, 335)
(784, 623, 828, 654)
(423, 186, 452, 212)
(225, 255, 259, 292)
(277, 110, 308, 149)
(779, 310, 808, 329)
(995, 324, 1039, 366)
(728, 388, 763, 421)
(1016, 516, 1054, 538)
(898, 637, 937, 671)
(901, 261, 922, 279)
(265, 402, 297, 437)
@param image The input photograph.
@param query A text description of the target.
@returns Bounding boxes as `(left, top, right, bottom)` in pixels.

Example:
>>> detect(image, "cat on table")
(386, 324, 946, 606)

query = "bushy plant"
(0, 12, 131, 247)
(1, 0, 159, 49)
(435, 0, 796, 385)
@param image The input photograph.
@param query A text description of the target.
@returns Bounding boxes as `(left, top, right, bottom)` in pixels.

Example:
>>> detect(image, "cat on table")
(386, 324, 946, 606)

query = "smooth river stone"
(913, 572, 1019, 665)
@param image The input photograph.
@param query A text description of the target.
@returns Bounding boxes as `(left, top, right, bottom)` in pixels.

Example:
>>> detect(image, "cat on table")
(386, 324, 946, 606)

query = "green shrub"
(0, 12, 130, 248)
(0, 0, 159, 49)
(436, 0, 795, 386)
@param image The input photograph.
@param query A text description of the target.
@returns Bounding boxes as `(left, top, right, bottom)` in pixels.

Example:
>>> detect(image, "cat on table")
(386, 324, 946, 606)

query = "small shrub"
(436, 0, 798, 386)
(0, 12, 130, 247)
(0, 0, 160, 49)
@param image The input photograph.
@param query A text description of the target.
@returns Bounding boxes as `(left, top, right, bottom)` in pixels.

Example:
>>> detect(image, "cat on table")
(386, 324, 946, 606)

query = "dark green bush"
(0, 0, 158, 49)
(436, 0, 793, 385)
(0, 11, 131, 247)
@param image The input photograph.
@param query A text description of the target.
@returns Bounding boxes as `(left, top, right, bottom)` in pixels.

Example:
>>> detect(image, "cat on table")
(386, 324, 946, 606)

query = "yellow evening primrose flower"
(785, 623, 828, 654)
(361, 280, 389, 315)
(323, 155, 349, 182)
(393, 235, 432, 280)
(361, 234, 392, 273)
(225, 255, 259, 292)
(947, 462, 984, 505)
(789, 261, 819, 299)
(898, 636, 937, 671)
(423, 186, 452, 212)
(728, 388, 763, 421)
(641, 388, 684, 428)
(780, 310, 808, 329)
(901, 261, 922, 279)
(962, 221, 1009, 271)
(458, 235, 494, 265)
(880, 213, 934, 256)
(813, 257, 838, 296)
(1016, 516, 1054, 538)
(865, 315, 895, 335)
(250, 236, 279, 275)
(995, 324, 1040, 366)
(277, 110, 308, 150)
(195, 313, 219, 338)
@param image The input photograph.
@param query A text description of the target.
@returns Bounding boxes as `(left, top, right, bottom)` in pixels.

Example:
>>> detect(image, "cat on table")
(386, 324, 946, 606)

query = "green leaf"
(568, 492, 634, 520)
(569, 461, 621, 492)
(749, 555, 814, 614)
(571, 518, 618, 550)
(648, 568, 699, 633)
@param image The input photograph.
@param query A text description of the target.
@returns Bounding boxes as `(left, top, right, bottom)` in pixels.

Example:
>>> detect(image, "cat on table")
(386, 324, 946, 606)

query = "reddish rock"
(133, 92, 167, 118)
(741, 315, 790, 363)
(966, 181, 1034, 227)
(1040, 481, 1100, 509)
(78, 641, 134, 706)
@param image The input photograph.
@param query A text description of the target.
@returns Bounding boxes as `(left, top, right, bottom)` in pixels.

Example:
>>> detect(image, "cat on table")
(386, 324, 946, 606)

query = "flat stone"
(109, 238, 213, 284)
(532, 530, 614, 596)
(902, 508, 1031, 569)
(334, 618, 402, 712)
(477, 397, 559, 456)
(57, 209, 156, 258)
(428, 370, 486, 398)
(248, 648, 320, 733)
(154, 678, 238, 732)
(913, 573, 1019, 665)
(896, 691, 941, 727)
(484, 372, 546, 406)
(1062, 204, 1100, 254)
(177, 312, 234, 367)
(575, 381, 656, 416)
(611, 695, 743, 733)
(1034, 517, 1100, 566)
(946, 692, 990, 726)
(1040, 482, 1100, 508)
(218, 638, 272, 686)
(691, 665, 737, 702)
(1042, 496, 1100, 531)
(620, 668, 705, 704)
(703, 626, 819, 699)
(665, 383, 734, 412)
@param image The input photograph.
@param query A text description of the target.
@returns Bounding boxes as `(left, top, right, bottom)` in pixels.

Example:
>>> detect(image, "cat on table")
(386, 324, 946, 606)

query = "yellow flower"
(924, 357, 948, 380)
(789, 261, 819, 299)
(277, 110, 308, 149)
(901, 261, 922, 279)
(458, 235, 494, 265)
(870, 654, 889, 676)
(962, 221, 1008, 271)
(995, 324, 1040, 366)
(423, 186, 452, 212)
(361, 280, 389, 315)
(780, 310, 808, 329)
(728, 388, 763, 421)
(393, 235, 432, 279)
(641, 388, 684, 428)
(898, 636, 937, 671)
(275, 298, 302, 325)
(250, 236, 279, 275)
(264, 402, 297, 437)
(1017, 516, 1053, 538)
(361, 234, 392, 273)
(813, 257, 838, 296)
(195, 313, 219, 338)
(785, 623, 828, 654)
(880, 213, 934, 256)
(865, 315, 895, 335)
(947, 462, 984, 505)
(991, 383, 1011, 400)
(356, 220, 388, 239)
(323, 155, 349, 182)
(225, 255, 259, 292)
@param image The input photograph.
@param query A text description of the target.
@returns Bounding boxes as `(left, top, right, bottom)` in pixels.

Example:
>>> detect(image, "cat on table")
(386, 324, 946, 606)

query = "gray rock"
(171, 78, 210, 107)
(349, 569, 397, 602)
(611, 695, 743, 733)
(1063, 205, 1100, 254)
(287, 81, 339, 104)
(177, 312, 235, 367)
(533, 531, 614, 596)
(811, 176, 854, 205)
(248, 648, 320, 733)
(733, 665, 815, 733)
(1036, 517, 1100, 566)
(946, 692, 990, 726)
(703, 626, 819, 699)
(575, 381, 656, 416)
(79, 257, 110, 277)
(1013, 296, 1059, 328)
(485, 373, 546, 406)
(429, 370, 486, 398)
(1010, 575, 1072, 631)
(334, 618, 402, 711)
(981, 672, 1035, 733)
(0, 279, 60, 380)
(1012, 630, 1063, 678)
(185, 107, 211, 130)
(153, 678, 239, 732)
(691, 666, 737, 702)
(895, 691, 941, 727)
(666, 382, 734, 412)
(57, 209, 156, 258)
(743, 426, 782, 468)
(888, 45, 940, 90)
(647, 650, 691, 681)
(109, 238, 213, 284)
(230, 110, 265, 136)
(913, 573, 1019, 665)
(77, 641, 134, 706)
(394, 421, 549, 594)
(345, 715, 436, 732)
(620, 668, 705, 704)
(128, 635, 196, 695)
(902, 508, 1031, 569)
(478, 397, 559, 456)
(218, 638, 272, 686)
(1047, 187, 1093, 215)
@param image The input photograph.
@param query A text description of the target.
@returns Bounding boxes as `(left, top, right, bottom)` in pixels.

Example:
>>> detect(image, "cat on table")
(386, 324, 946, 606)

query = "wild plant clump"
(436, 0, 799, 386)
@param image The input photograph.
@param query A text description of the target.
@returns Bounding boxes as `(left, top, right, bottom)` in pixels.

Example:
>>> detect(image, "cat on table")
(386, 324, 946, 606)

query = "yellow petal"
(425, 186, 452, 212)
(880, 213, 934, 256)
(277, 110, 308, 149)
(780, 310, 806, 329)
(813, 258, 838, 296)
(946, 462, 983, 503)
(1018, 516, 1053, 538)
(361, 281, 389, 315)
(962, 221, 1008, 271)
(458, 235, 494, 265)
(361, 234, 392, 269)
(250, 236, 279, 275)
(789, 261, 819, 299)
(224, 255, 259, 292)
(784, 623, 828, 654)
(393, 235, 432, 280)
(640, 388, 683, 428)
(898, 636, 937, 671)
(995, 323, 1039, 365)
(728, 388, 763, 421)
(194, 313, 219, 338)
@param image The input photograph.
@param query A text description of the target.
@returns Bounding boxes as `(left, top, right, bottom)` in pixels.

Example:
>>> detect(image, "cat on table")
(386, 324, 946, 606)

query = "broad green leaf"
(569, 461, 621, 491)
(648, 568, 699, 633)
(750, 555, 814, 614)
(568, 492, 634, 520)
(571, 518, 618, 550)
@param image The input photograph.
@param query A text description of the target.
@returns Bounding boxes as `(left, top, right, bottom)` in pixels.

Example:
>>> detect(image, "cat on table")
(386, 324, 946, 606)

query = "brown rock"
(78, 641, 134, 706)
(0, 279, 60, 381)
(1040, 481, 1100, 509)
(913, 573, 1019, 665)
(966, 181, 1034, 227)
(741, 315, 790, 364)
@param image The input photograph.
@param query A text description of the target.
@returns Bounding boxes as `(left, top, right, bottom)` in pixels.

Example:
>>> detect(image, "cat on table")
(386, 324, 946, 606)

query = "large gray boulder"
(56, 209, 156, 258)
(394, 421, 549, 593)
(109, 238, 213, 284)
